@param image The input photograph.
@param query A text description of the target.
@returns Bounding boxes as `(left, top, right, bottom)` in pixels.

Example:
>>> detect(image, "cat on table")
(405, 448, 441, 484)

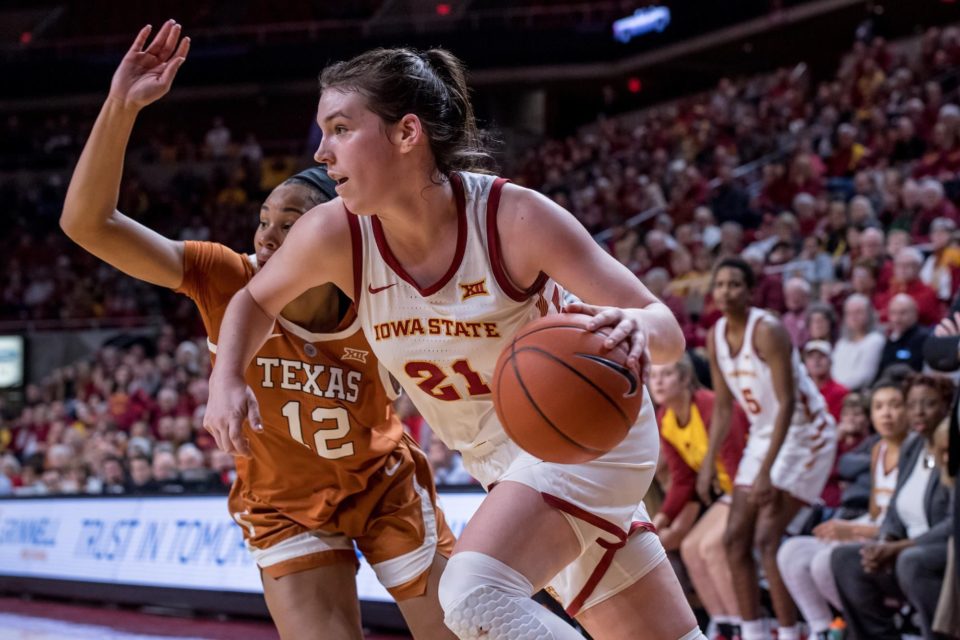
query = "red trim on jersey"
(486, 177, 548, 302)
(345, 210, 363, 306)
(539, 492, 656, 617)
(370, 172, 468, 297)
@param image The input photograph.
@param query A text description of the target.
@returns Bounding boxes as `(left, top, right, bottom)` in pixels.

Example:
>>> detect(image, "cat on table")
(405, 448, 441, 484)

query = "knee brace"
(438, 552, 582, 640)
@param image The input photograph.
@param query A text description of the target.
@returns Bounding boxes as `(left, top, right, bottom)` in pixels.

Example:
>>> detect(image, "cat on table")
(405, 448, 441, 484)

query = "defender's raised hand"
(109, 20, 190, 111)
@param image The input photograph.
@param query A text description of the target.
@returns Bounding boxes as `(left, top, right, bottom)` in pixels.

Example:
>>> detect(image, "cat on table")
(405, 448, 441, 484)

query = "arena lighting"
(436, 3, 452, 15)
(612, 6, 671, 44)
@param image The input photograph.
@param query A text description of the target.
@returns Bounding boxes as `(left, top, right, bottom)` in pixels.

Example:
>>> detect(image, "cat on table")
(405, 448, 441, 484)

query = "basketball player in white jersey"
(699, 257, 836, 640)
(205, 46, 706, 640)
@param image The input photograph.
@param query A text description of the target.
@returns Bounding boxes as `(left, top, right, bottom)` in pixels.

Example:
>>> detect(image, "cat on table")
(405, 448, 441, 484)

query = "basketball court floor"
(0, 597, 411, 640)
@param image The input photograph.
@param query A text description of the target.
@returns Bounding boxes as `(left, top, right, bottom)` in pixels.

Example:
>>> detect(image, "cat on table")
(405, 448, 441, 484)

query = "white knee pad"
(438, 551, 582, 640)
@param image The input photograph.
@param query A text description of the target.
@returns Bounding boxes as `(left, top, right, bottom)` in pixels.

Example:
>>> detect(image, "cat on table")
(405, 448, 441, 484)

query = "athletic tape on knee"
(438, 552, 582, 640)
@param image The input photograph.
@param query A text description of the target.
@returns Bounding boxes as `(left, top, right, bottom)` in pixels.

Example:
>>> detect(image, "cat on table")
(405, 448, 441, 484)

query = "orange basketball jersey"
(177, 240, 405, 532)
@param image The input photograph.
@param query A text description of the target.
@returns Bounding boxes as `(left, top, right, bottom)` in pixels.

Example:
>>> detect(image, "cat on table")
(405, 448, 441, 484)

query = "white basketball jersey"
(349, 171, 652, 457)
(714, 307, 827, 438)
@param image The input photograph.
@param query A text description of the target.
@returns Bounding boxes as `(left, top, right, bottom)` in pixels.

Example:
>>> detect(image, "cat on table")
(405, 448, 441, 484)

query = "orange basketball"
(492, 313, 644, 464)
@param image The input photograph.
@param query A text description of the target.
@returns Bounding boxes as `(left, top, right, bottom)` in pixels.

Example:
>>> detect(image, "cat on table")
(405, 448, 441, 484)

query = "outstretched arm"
(60, 21, 190, 288)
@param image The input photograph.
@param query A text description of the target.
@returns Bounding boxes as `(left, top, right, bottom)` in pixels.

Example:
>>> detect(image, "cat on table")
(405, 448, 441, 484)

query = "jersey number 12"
(281, 401, 355, 460)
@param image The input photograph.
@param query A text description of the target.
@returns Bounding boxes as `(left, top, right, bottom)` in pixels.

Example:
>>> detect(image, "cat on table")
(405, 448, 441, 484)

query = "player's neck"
(280, 283, 342, 332)
(375, 175, 460, 285)
(725, 308, 750, 328)
(375, 170, 456, 251)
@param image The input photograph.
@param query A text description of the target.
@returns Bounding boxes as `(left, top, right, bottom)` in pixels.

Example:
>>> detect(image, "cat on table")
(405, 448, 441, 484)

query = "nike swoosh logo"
(368, 283, 398, 294)
(575, 353, 639, 397)
(384, 458, 402, 476)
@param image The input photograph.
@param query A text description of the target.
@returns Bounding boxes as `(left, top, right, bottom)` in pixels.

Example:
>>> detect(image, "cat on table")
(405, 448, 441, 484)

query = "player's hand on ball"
(564, 303, 649, 380)
(109, 20, 190, 111)
(204, 375, 263, 457)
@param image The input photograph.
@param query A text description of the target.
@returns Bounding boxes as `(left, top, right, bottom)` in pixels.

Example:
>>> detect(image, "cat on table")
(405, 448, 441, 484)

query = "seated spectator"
(649, 356, 748, 640)
(792, 193, 819, 236)
(177, 443, 220, 492)
(646, 268, 694, 345)
(875, 247, 943, 326)
(667, 248, 709, 301)
(802, 341, 848, 422)
(783, 277, 813, 348)
(715, 221, 745, 259)
(850, 259, 880, 303)
(891, 116, 926, 164)
(797, 235, 835, 285)
(832, 294, 886, 391)
(95, 456, 126, 495)
(912, 178, 959, 240)
(127, 454, 157, 494)
(151, 449, 183, 493)
(878, 294, 930, 376)
(832, 375, 955, 640)
(855, 226, 892, 290)
(849, 196, 878, 228)
(920, 217, 960, 302)
(692, 206, 722, 251)
(778, 379, 908, 640)
(825, 392, 877, 515)
(805, 302, 838, 344)
(645, 229, 676, 273)
(826, 123, 869, 178)
(711, 163, 756, 228)
(743, 249, 786, 314)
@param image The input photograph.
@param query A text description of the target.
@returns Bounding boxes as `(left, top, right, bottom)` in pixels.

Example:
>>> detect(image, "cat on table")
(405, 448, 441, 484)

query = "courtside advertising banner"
(0, 491, 482, 601)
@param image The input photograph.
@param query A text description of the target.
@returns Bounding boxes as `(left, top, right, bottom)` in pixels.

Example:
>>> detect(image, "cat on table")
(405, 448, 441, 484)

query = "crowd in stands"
(0, 20, 959, 640)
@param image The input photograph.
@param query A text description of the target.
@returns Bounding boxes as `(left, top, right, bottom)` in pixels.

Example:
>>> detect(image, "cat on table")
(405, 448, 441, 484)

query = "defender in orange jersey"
(60, 21, 454, 640)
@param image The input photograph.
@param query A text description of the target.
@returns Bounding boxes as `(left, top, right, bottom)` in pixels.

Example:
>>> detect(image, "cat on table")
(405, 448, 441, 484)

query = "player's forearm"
(61, 98, 139, 240)
(210, 288, 275, 383)
(632, 302, 685, 364)
(705, 405, 732, 464)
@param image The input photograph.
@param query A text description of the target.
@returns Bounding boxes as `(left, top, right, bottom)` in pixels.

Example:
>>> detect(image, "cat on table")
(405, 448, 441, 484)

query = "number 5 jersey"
(714, 307, 836, 504)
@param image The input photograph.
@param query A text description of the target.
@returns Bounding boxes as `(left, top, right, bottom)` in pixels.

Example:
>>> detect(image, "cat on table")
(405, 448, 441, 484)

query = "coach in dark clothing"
(877, 294, 929, 378)
(831, 432, 953, 640)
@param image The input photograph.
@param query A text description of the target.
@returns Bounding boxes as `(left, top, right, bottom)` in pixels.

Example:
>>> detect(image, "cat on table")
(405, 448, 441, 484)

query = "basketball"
(492, 313, 644, 464)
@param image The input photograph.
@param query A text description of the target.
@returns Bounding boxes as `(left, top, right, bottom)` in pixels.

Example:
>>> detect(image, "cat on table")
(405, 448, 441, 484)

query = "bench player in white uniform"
(205, 46, 706, 640)
(700, 258, 836, 640)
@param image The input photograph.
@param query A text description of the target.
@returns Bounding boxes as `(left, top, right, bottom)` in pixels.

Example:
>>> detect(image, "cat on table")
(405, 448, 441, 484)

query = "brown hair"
(320, 48, 495, 175)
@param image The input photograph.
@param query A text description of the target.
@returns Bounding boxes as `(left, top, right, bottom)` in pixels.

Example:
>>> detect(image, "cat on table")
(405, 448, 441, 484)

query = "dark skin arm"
(751, 318, 797, 506)
(698, 328, 734, 503)
(861, 539, 913, 573)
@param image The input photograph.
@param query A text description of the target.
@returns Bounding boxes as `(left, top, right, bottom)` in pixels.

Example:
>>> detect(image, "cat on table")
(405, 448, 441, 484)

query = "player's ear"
(391, 114, 424, 154)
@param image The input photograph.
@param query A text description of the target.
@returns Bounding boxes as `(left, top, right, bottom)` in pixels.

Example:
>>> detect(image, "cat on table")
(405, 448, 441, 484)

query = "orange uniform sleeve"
(175, 241, 255, 341)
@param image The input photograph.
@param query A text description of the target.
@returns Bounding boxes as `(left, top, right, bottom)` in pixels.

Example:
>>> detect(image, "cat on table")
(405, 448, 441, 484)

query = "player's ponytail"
(320, 48, 496, 176)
